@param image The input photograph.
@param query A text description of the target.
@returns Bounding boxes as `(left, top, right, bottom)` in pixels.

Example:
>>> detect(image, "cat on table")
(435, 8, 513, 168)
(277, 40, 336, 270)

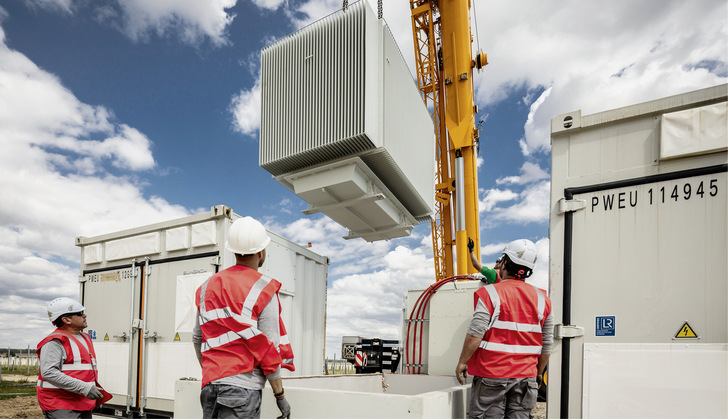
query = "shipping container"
(75, 205, 328, 417)
(548, 85, 727, 418)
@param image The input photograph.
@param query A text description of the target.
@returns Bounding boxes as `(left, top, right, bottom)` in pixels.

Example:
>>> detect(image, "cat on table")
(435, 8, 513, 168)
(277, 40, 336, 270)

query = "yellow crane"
(410, 0, 487, 279)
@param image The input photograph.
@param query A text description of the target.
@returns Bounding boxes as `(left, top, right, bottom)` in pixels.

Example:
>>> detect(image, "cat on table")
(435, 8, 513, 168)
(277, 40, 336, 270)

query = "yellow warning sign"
(674, 322, 698, 339)
(104, 333, 109, 341)
(174, 333, 181, 341)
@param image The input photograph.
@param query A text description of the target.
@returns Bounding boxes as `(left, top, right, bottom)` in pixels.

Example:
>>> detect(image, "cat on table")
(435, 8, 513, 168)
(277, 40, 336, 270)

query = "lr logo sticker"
(674, 321, 699, 339)
(595, 316, 615, 336)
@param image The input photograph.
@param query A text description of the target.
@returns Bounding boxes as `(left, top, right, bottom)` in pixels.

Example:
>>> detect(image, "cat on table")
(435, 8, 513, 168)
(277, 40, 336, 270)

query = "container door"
(82, 263, 142, 414)
(139, 255, 217, 415)
(566, 170, 727, 417)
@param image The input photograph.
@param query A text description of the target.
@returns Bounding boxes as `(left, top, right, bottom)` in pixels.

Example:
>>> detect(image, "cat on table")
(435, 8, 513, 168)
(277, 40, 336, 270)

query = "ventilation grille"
(260, 2, 372, 176)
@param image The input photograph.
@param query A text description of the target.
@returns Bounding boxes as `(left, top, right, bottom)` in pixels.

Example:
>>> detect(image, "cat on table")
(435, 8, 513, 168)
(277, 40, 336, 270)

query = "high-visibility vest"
(467, 280, 551, 378)
(36, 330, 99, 412)
(196, 265, 295, 387)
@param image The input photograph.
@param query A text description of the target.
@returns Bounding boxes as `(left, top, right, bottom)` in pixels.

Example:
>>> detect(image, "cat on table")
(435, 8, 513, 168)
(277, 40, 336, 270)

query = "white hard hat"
(502, 239, 538, 270)
(47, 297, 85, 323)
(226, 216, 271, 255)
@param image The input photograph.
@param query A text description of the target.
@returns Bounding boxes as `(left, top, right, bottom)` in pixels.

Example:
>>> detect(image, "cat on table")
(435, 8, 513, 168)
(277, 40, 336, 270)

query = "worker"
(455, 239, 554, 419)
(467, 237, 502, 284)
(193, 216, 294, 419)
(37, 297, 110, 419)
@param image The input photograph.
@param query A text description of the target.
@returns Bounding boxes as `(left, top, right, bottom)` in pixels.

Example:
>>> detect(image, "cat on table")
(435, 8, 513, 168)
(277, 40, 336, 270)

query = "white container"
(75, 205, 329, 416)
(402, 280, 482, 376)
(548, 85, 727, 418)
(175, 373, 471, 418)
(259, 1, 435, 242)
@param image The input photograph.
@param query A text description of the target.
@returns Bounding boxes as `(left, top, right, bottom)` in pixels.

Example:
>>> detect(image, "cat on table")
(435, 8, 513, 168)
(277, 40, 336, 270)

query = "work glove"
(275, 391, 291, 419)
(467, 238, 475, 253)
(84, 383, 103, 400)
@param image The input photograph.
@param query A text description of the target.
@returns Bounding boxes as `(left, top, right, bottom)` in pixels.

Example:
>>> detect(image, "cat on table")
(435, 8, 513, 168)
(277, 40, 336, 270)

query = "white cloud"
(481, 242, 507, 257)
(93, 0, 237, 46)
(493, 180, 551, 224)
(496, 162, 549, 186)
(473, 1, 727, 156)
(251, 0, 286, 10)
(525, 238, 549, 292)
(519, 87, 552, 156)
(230, 77, 262, 136)
(22, 0, 74, 14)
(480, 188, 519, 212)
(0, 26, 191, 347)
(325, 244, 434, 353)
(480, 180, 550, 226)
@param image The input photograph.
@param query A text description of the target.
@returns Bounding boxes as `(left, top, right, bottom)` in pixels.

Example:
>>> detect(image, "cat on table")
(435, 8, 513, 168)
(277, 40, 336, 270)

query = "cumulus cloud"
(230, 77, 262, 136)
(112, 0, 237, 46)
(492, 181, 551, 225)
(473, 0, 727, 155)
(496, 162, 549, 186)
(22, 0, 74, 14)
(0, 26, 191, 347)
(325, 244, 434, 352)
(480, 189, 519, 212)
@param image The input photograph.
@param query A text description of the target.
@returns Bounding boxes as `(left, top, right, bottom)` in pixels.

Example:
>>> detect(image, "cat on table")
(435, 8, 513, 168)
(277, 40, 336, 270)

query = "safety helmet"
(226, 216, 271, 255)
(502, 239, 537, 270)
(47, 297, 85, 323)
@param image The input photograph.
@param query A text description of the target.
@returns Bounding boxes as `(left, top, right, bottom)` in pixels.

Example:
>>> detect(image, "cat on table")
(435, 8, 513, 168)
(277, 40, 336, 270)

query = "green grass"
(1, 366, 40, 377)
(0, 379, 36, 400)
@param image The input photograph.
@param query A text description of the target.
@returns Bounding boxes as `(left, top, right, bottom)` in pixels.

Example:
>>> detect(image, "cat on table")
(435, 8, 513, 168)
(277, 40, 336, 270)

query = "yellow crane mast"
(410, 0, 487, 279)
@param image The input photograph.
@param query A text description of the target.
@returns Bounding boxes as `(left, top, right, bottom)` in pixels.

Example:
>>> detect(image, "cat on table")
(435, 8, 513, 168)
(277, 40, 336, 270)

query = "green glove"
(467, 238, 475, 252)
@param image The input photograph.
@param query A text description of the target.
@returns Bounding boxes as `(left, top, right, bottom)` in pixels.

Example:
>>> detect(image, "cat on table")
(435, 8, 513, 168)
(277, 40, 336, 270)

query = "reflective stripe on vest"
(480, 284, 545, 354)
(197, 272, 275, 352)
(198, 272, 273, 329)
(36, 330, 99, 412)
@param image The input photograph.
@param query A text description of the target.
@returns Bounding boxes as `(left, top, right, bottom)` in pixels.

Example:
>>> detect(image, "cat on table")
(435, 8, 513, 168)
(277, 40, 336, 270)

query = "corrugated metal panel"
(259, 1, 435, 241)
(260, 3, 371, 175)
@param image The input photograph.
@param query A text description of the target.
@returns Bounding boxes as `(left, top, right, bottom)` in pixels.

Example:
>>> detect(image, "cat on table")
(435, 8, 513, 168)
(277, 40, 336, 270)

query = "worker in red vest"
(456, 239, 554, 419)
(37, 297, 110, 418)
(193, 216, 293, 419)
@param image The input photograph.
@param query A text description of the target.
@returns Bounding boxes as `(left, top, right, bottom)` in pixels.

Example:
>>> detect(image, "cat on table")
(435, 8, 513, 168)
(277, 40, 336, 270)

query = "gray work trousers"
(43, 410, 92, 419)
(468, 376, 538, 419)
(200, 383, 262, 419)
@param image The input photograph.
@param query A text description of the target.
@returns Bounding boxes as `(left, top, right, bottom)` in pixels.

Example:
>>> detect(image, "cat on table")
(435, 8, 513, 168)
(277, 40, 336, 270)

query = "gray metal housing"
(259, 1, 435, 241)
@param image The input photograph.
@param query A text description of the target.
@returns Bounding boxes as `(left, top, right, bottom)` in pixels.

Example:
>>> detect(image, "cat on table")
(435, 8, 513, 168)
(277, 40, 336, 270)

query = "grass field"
(0, 380, 35, 400)
(1, 366, 39, 377)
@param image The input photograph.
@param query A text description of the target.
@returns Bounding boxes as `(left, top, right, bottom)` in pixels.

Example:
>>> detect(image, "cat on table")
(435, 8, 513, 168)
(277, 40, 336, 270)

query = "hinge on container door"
(554, 324, 585, 339)
(210, 255, 221, 267)
(558, 198, 587, 214)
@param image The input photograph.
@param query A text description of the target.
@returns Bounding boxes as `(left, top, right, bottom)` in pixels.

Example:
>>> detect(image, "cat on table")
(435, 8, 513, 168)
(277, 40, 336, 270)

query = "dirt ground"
(534, 402, 547, 418)
(0, 396, 42, 419)
(0, 375, 42, 419)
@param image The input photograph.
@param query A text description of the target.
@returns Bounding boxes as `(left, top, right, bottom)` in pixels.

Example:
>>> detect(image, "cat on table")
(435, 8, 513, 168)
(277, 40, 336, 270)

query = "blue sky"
(1, 0, 725, 354)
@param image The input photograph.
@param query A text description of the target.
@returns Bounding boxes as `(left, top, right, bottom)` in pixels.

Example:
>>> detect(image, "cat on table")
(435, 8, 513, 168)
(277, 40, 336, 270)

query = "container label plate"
(595, 316, 615, 336)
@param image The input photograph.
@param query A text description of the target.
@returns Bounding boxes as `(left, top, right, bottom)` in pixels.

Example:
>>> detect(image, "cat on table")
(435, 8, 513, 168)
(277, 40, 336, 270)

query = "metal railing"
(324, 356, 356, 375)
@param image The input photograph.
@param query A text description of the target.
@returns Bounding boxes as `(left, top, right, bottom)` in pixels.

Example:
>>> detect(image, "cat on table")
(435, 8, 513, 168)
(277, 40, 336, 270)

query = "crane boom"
(410, 0, 486, 279)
